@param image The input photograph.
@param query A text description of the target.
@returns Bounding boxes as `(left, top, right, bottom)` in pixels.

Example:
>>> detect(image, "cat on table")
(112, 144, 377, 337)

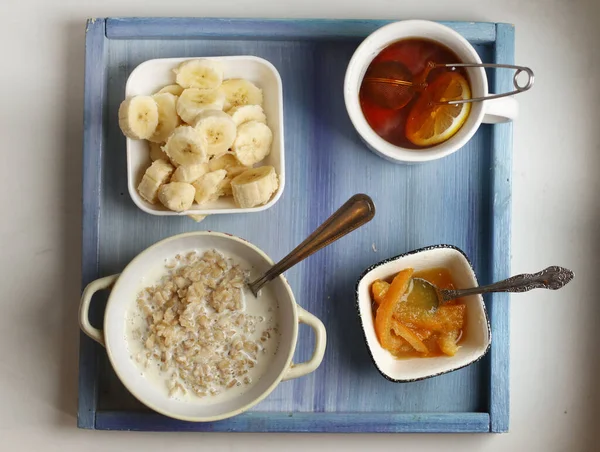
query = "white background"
(1, 0, 598, 450)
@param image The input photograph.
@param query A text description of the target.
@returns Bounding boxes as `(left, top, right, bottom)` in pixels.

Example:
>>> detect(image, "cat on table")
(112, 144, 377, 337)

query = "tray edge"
(95, 411, 491, 433)
(104, 17, 497, 44)
(488, 22, 514, 434)
(78, 17, 107, 430)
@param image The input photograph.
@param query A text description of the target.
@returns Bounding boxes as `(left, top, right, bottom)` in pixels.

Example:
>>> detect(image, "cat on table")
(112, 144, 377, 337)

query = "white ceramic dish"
(125, 56, 285, 215)
(79, 231, 326, 422)
(344, 20, 518, 164)
(355, 245, 491, 382)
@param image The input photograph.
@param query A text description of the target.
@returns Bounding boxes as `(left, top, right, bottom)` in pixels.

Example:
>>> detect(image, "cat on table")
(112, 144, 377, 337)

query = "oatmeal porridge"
(125, 249, 280, 402)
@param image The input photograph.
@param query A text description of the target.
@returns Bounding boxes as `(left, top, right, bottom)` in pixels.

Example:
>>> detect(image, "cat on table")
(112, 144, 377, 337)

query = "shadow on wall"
(55, 19, 86, 426)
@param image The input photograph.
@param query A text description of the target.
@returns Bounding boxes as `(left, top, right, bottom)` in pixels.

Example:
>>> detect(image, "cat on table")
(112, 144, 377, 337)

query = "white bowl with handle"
(79, 231, 326, 422)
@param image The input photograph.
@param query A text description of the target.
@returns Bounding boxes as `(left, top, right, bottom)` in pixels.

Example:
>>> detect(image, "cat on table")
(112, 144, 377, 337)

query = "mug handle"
(282, 306, 327, 381)
(482, 96, 519, 124)
(79, 274, 119, 347)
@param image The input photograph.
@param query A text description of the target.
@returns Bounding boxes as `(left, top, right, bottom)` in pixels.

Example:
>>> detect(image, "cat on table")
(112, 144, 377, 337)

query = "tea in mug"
(359, 38, 472, 149)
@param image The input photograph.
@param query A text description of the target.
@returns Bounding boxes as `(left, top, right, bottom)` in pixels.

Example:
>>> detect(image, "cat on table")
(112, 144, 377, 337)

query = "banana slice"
(220, 171, 243, 196)
(158, 182, 196, 212)
(208, 154, 247, 195)
(174, 59, 223, 90)
(231, 166, 279, 208)
(188, 214, 208, 222)
(149, 93, 181, 143)
(137, 159, 175, 204)
(232, 121, 273, 166)
(118, 96, 159, 140)
(220, 79, 263, 110)
(177, 88, 225, 124)
(227, 165, 248, 179)
(192, 169, 227, 205)
(227, 105, 267, 127)
(208, 154, 241, 171)
(149, 141, 167, 161)
(157, 84, 184, 96)
(162, 126, 208, 167)
(193, 110, 237, 157)
(171, 163, 209, 183)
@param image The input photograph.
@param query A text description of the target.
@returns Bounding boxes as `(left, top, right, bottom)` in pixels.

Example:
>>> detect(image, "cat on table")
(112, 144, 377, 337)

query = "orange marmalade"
(371, 267, 466, 358)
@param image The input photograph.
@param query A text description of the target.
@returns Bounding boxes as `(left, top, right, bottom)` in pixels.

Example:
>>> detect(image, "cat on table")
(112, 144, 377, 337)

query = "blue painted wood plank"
(105, 17, 496, 44)
(78, 18, 107, 430)
(95, 411, 490, 433)
(488, 23, 514, 433)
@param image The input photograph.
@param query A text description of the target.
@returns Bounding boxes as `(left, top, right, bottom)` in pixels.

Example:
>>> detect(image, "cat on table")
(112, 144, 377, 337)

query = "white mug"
(344, 20, 520, 164)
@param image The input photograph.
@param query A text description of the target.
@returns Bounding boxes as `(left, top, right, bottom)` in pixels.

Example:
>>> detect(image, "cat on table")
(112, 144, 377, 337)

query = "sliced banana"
(177, 88, 225, 124)
(208, 154, 247, 195)
(232, 120, 273, 166)
(174, 59, 223, 90)
(231, 166, 279, 208)
(188, 214, 208, 222)
(149, 93, 181, 143)
(220, 79, 263, 110)
(227, 165, 248, 179)
(192, 169, 227, 205)
(157, 84, 184, 96)
(227, 105, 267, 127)
(118, 96, 159, 140)
(158, 182, 196, 212)
(162, 126, 208, 167)
(137, 159, 175, 204)
(193, 110, 237, 157)
(148, 141, 167, 161)
(208, 153, 241, 171)
(171, 163, 209, 183)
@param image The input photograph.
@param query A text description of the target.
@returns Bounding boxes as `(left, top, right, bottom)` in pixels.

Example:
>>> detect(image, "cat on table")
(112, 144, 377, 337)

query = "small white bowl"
(79, 231, 326, 422)
(124, 56, 285, 216)
(356, 245, 491, 382)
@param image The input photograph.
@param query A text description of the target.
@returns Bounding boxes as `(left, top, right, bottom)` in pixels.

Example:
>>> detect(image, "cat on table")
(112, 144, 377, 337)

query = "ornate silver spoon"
(411, 266, 574, 311)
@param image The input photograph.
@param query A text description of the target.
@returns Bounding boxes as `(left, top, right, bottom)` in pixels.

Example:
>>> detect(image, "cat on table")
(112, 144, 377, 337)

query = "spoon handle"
(441, 266, 574, 302)
(248, 194, 375, 296)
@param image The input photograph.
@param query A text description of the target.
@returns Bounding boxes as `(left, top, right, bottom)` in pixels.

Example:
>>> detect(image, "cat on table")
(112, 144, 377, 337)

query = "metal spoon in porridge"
(248, 194, 376, 296)
(410, 266, 574, 312)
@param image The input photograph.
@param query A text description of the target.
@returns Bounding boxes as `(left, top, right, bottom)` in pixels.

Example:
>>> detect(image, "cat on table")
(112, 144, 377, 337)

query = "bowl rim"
(354, 243, 492, 383)
(102, 230, 300, 422)
(124, 55, 286, 215)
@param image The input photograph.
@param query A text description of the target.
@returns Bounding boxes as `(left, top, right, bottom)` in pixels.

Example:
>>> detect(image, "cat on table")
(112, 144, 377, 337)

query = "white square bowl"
(124, 56, 285, 216)
(355, 245, 492, 382)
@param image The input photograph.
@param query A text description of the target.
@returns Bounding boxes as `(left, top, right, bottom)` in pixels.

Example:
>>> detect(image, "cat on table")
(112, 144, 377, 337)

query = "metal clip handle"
(440, 266, 574, 302)
(436, 63, 534, 105)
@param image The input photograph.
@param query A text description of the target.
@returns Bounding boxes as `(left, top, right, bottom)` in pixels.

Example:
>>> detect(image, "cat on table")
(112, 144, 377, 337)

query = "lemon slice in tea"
(405, 72, 471, 147)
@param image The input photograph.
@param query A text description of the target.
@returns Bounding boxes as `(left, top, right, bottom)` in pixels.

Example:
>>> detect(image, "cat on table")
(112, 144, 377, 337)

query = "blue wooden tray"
(79, 17, 513, 433)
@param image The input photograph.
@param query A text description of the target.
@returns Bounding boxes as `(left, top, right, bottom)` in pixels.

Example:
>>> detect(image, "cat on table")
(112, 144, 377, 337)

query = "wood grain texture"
(95, 411, 490, 433)
(105, 18, 497, 44)
(78, 18, 107, 430)
(80, 18, 513, 433)
(488, 23, 514, 434)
